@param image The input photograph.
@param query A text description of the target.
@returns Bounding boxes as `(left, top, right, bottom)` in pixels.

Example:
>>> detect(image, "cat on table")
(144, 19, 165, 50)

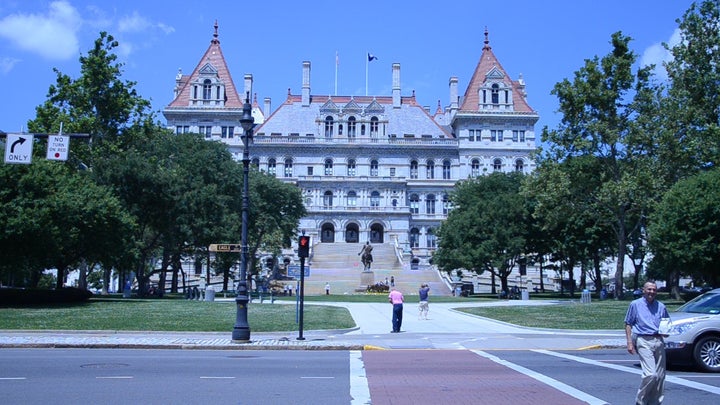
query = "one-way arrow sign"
(4, 134, 33, 164)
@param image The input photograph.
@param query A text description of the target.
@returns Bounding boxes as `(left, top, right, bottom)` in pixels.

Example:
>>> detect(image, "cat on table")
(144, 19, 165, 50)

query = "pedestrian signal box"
(298, 236, 310, 258)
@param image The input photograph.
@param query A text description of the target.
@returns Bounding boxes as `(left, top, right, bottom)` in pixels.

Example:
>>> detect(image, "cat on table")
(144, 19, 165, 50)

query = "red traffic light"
(298, 236, 310, 258)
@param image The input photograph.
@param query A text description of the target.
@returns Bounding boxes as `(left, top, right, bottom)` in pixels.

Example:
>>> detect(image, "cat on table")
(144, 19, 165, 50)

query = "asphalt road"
(2, 348, 719, 404)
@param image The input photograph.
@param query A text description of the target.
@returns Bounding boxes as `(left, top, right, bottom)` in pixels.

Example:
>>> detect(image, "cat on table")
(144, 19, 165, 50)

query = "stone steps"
(295, 242, 450, 296)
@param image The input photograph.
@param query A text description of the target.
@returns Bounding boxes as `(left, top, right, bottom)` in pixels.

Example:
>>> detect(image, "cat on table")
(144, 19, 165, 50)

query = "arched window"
(410, 160, 419, 179)
(442, 194, 451, 215)
(493, 158, 502, 172)
(338, 124, 343, 135)
(426, 160, 435, 179)
(426, 194, 436, 214)
(284, 158, 293, 177)
(323, 191, 333, 207)
(409, 194, 419, 214)
(348, 116, 357, 138)
(251, 158, 259, 168)
(324, 158, 333, 175)
(370, 159, 379, 176)
(515, 159, 524, 172)
(347, 159, 356, 176)
(347, 191, 357, 207)
(491, 83, 499, 104)
(370, 191, 380, 208)
(370, 117, 379, 137)
(410, 228, 420, 248)
(427, 228, 437, 248)
(443, 160, 451, 179)
(268, 158, 277, 176)
(324, 116, 334, 138)
(471, 159, 481, 177)
(203, 79, 212, 100)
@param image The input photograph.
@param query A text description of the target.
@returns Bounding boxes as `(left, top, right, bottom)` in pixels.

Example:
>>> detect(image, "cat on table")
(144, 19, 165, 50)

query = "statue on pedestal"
(358, 242, 373, 271)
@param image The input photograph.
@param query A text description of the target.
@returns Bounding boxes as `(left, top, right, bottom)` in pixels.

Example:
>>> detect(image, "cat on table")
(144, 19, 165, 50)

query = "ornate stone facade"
(163, 25, 538, 264)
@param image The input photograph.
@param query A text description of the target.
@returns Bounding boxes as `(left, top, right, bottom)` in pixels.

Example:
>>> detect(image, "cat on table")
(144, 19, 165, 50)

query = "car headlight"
(667, 321, 697, 335)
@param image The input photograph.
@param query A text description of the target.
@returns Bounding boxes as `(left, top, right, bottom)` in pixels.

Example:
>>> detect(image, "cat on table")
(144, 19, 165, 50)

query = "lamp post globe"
(233, 92, 254, 342)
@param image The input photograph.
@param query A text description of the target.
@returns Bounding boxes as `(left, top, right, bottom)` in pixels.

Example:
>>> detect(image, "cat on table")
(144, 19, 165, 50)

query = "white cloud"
(0, 56, 22, 74)
(157, 22, 175, 35)
(641, 28, 682, 81)
(118, 11, 174, 35)
(0, 1, 82, 60)
(114, 11, 174, 58)
(118, 11, 151, 33)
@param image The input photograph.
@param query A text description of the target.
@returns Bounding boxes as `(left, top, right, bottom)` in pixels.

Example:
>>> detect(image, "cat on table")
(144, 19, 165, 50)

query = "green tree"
(662, 0, 720, 172)
(24, 31, 159, 292)
(246, 170, 307, 276)
(648, 169, 720, 287)
(434, 172, 529, 293)
(524, 156, 616, 296)
(0, 159, 132, 288)
(541, 32, 660, 298)
(28, 31, 153, 145)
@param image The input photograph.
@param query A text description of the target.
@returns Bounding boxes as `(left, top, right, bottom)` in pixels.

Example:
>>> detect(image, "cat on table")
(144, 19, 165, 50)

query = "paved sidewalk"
(0, 299, 626, 351)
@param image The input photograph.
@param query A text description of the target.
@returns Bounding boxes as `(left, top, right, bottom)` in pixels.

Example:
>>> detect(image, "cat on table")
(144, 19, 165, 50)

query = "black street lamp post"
(232, 92, 254, 342)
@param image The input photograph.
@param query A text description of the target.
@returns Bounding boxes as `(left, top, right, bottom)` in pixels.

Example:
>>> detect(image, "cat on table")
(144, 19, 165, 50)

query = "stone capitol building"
(163, 22, 538, 270)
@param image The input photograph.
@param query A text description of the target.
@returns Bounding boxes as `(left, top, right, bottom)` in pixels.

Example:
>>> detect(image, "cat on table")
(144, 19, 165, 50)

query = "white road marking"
(200, 376, 236, 379)
(472, 350, 609, 405)
(534, 349, 720, 396)
(96, 376, 133, 379)
(349, 350, 371, 405)
(0, 377, 26, 380)
(301, 376, 334, 379)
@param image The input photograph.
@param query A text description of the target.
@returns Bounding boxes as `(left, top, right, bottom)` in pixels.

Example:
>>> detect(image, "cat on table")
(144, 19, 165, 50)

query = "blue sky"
(0, 0, 694, 135)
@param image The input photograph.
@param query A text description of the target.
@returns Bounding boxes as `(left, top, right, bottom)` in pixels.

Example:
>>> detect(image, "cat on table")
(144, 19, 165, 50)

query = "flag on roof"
(368, 53, 378, 62)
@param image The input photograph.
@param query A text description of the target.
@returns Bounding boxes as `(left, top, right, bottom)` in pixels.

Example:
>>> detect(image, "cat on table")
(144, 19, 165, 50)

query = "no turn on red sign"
(46, 135, 69, 161)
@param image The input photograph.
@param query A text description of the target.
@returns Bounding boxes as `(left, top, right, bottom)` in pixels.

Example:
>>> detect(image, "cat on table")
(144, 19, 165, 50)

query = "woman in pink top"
(388, 288, 404, 332)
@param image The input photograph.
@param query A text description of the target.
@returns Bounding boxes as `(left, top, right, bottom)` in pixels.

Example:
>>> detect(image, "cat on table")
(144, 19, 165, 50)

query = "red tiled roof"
(459, 30, 534, 113)
(166, 23, 243, 109)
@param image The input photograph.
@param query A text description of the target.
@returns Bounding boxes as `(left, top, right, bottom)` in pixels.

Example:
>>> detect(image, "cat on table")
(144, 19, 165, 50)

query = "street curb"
(0, 342, 365, 351)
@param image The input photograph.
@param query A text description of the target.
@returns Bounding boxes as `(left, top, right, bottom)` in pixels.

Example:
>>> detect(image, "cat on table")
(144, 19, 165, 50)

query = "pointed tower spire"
(457, 29, 534, 113)
(435, 99, 443, 115)
(165, 20, 242, 108)
(212, 20, 220, 44)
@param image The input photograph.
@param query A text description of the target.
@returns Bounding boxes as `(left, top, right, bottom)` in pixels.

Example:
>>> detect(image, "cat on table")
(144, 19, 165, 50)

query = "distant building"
(163, 22, 539, 265)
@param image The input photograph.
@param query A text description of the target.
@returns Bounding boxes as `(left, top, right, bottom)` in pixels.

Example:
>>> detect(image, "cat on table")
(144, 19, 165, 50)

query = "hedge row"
(0, 287, 93, 306)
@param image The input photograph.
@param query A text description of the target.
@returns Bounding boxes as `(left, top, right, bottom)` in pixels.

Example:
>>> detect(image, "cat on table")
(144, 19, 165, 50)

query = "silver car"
(664, 288, 720, 372)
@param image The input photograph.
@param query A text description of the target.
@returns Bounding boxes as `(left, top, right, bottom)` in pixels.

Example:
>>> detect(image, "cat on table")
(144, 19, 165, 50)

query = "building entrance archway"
(321, 223, 335, 243)
(345, 223, 359, 243)
(370, 223, 384, 243)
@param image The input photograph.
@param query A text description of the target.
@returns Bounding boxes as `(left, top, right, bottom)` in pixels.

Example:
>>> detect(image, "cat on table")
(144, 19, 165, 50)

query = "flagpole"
(365, 52, 369, 96)
(335, 51, 338, 96)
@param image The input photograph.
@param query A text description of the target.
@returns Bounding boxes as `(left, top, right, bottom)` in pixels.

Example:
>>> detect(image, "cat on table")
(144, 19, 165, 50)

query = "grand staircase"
(301, 242, 450, 296)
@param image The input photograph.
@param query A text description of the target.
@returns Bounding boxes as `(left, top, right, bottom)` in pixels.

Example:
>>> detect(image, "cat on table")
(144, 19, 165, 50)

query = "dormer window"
(348, 116, 357, 138)
(203, 79, 212, 100)
(370, 117, 379, 137)
(189, 63, 226, 107)
(491, 83, 499, 104)
(324, 116, 334, 138)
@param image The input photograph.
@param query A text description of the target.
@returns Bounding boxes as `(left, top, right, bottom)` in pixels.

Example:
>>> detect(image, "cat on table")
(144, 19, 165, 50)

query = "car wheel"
(692, 335, 720, 372)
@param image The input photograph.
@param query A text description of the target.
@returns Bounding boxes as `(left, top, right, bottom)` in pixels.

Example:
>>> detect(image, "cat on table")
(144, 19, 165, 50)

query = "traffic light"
(298, 236, 310, 258)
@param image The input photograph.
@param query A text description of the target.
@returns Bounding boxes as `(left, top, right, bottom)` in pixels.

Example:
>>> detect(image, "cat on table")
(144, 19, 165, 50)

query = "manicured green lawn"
(0, 294, 684, 332)
(0, 298, 354, 332)
(458, 299, 683, 330)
